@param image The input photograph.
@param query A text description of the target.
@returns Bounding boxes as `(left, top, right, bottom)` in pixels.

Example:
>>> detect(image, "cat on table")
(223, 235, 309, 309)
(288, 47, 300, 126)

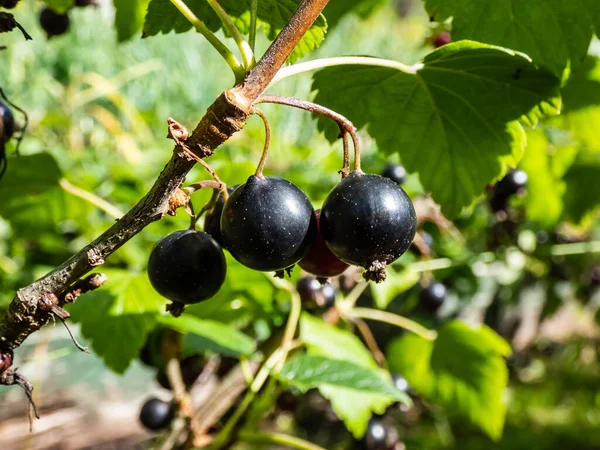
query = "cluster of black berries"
(39, 0, 96, 39)
(148, 168, 417, 314)
(490, 169, 528, 213)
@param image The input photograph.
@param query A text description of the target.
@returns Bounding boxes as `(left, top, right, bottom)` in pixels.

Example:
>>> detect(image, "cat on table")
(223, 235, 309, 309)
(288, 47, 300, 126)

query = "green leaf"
(143, 0, 327, 63)
(561, 163, 600, 223)
(519, 130, 565, 228)
(370, 267, 420, 309)
(68, 271, 167, 374)
(114, 0, 151, 42)
(323, 0, 386, 28)
(299, 314, 400, 437)
(0, 154, 91, 235)
(42, 0, 74, 13)
(425, 0, 598, 77)
(312, 42, 561, 217)
(158, 314, 256, 357)
(387, 320, 511, 440)
(280, 354, 410, 401)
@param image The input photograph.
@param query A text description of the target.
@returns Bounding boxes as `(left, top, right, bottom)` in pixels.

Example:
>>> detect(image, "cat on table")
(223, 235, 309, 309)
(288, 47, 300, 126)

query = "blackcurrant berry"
(432, 31, 451, 48)
(391, 374, 409, 393)
(276, 391, 298, 412)
(0, 0, 19, 9)
(148, 230, 226, 306)
(0, 102, 15, 143)
(39, 8, 70, 38)
(363, 417, 399, 450)
(204, 185, 240, 247)
(495, 169, 528, 197)
(139, 397, 173, 431)
(320, 283, 336, 309)
(299, 209, 349, 278)
(297, 276, 321, 304)
(0, 348, 13, 373)
(221, 175, 317, 272)
(419, 282, 446, 313)
(320, 172, 416, 282)
(74, 0, 97, 6)
(381, 163, 406, 185)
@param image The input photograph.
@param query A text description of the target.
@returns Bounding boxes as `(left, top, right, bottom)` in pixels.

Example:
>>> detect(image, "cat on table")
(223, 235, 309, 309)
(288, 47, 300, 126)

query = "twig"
(348, 307, 437, 340)
(251, 107, 271, 177)
(352, 318, 386, 367)
(57, 317, 89, 353)
(0, 369, 39, 431)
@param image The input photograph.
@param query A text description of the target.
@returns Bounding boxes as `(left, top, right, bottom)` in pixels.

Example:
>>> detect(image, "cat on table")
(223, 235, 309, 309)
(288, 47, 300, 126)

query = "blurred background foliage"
(0, 0, 599, 449)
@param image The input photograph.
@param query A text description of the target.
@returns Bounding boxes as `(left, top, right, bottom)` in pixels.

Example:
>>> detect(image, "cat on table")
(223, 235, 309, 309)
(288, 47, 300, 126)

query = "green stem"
(169, 0, 245, 82)
(249, 0, 258, 52)
(210, 291, 302, 449)
(238, 431, 327, 450)
(270, 56, 421, 87)
(349, 307, 437, 340)
(59, 179, 124, 219)
(551, 240, 600, 256)
(206, 0, 256, 69)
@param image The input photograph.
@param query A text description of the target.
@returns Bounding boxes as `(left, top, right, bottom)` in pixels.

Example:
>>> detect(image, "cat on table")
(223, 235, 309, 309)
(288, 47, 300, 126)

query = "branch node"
(167, 117, 190, 143)
(86, 248, 105, 266)
(167, 188, 191, 216)
(38, 292, 58, 312)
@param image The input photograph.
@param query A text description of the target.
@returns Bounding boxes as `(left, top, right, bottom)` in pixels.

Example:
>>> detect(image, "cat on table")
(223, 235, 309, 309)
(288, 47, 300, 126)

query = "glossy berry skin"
(39, 8, 70, 38)
(139, 398, 173, 431)
(381, 163, 406, 185)
(420, 282, 446, 313)
(495, 170, 528, 197)
(320, 172, 416, 282)
(363, 417, 399, 450)
(221, 176, 317, 272)
(392, 374, 409, 393)
(0, 102, 15, 143)
(204, 185, 240, 247)
(148, 230, 226, 305)
(297, 276, 321, 304)
(432, 31, 451, 48)
(320, 283, 336, 309)
(299, 210, 349, 278)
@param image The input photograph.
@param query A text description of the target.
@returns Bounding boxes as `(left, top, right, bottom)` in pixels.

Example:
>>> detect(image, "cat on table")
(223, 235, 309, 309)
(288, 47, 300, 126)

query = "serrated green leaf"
(158, 314, 256, 356)
(520, 130, 565, 228)
(114, 0, 151, 42)
(299, 314, 399, 437)
(0, 154, 91, 235)
(312, 42, 561, 217)
(42, 0, 74, 13)
(68, 271, 167, 374)
(323, 0, 386, 28)
(387, 320, 511, 440)
(281, 355, 410, 400)
(371, 267, 420, 309)
(425, 0, 598, 77)
(561, 164, 600, 223)
(143, 0, 327, 63)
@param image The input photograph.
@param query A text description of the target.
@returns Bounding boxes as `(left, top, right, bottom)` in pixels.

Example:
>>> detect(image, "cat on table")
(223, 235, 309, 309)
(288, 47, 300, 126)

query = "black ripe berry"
(74, 0, 97, 6)
(139, 398, 173, 431)
(0, 0, 20, 9)
(363, 417, 400, 450)
(298, 210, 349, 278)
(204, 184, 240, 247)
(495, 169, 528, 197)
(297, 276, 322, 304)
(320, 283, 336, 309)
(148, 230, 226, 308)
(221, 176, 317, 272)
(39, 8, 70, 38)
(420, 281, 446, 313)
(392, 374, 409, 393)
(320, 172, 416, 282)
(381, 163, 406, 185)
(0, 102, 15, 143)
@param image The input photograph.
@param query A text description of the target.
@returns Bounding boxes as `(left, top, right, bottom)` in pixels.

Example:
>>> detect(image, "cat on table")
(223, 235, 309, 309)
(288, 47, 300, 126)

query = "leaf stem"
(238, 431, 326, 450)
(270, 56, 422, 87)
(206, 0, 256, 69)
(349, 307, 437, 340)
(249, 0, 258, 52)
(169, 0, 245, 82)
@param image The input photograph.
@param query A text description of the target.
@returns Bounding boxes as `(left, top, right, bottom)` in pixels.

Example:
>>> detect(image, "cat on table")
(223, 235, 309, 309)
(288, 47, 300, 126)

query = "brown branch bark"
(0, 0, 331, 351)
